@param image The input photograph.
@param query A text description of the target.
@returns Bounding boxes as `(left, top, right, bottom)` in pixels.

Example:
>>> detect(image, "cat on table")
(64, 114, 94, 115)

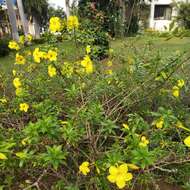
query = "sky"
(48, 0, 77, 10)
(0, 0, 76, 11)
(48, 0, 66, 9)
(0, 0, 66, 8)
(0, 0, 16, 5)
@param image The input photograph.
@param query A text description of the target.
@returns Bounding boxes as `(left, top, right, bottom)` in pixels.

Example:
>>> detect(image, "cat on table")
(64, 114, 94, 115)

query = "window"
(154, 5, 172, 20)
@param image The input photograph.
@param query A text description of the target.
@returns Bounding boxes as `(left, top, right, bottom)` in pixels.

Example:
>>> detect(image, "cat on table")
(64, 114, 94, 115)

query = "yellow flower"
(152, 117, 164, 129)
(15, 88, 23, 96)
(19, 35, 25, 44)
(47, 50, 57, 62)
(67, 15, 79, 30)
(106, 69, 113, 75)
(21, 138, 29, 146)
(13, 78, 21, 88)
(8, 40, 20, 50)
(184, 136, 190, 147)
(107, 163, 133, 189)
(81, 55, 93, 74)
(107, 60, 113, 67)
(49, 17, 61, 33)
(19, 103, 29, 112)
(139, 136, 149, 147)
(33, 48, 42, 63)
(86, 45, 91, 54)
(0, 152, 7, 160)
(176, 121, 190, 132)
(176, 121, 184, 129)
(12, 69, 16, 76)
(172, 86, 180, 98)
(79, 161, 90, 175)
(27, 34, 33, 42)
(48, 65, 57, 77)
(126, 163, 139, 170)
(177, 79, 185, 88)
(122, 123, 129, 130)
(15, 53, 26, 65)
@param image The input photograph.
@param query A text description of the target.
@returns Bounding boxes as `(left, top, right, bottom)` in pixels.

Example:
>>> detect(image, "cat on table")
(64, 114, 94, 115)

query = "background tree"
(17, 0, 28, 35)
(65, 0, 70, 18)
(48, 6, 66, 19)
(22, 0, 48, 38)
(177, 2, 190, 29)
(78, 0, 148, 36)
(6, 0, 19, 40)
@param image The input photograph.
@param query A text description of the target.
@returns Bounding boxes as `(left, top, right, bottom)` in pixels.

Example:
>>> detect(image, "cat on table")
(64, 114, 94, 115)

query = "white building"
(149, 0, 189, 31)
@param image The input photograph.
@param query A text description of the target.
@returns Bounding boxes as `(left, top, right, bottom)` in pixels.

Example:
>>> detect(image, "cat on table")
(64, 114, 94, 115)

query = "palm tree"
(17, 0, 28, 35)
(22, 0, 48, 38)
(6, 0, 19, 40)
(65, 0, 70, 18)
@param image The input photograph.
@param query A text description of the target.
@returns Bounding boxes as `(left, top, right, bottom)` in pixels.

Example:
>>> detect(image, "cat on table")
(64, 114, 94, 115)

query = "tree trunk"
(6, 0, 19, 40)
(17, 0, 29, 35)
(126, 0, 136, 35)
(33, 16, 40, 38)
(118, 0, 126, 37)
(65, 0, 70, 18)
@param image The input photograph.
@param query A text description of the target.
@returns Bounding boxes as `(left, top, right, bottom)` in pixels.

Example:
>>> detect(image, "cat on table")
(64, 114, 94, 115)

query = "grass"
(1, 36, 190, 75)
(111, 36, 190, 57)
(0, 53, 14, 74)
(0, 40, 84, 74)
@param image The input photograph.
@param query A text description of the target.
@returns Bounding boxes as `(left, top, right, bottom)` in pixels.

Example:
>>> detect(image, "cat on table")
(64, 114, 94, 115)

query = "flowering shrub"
(0, 16, 190, 189)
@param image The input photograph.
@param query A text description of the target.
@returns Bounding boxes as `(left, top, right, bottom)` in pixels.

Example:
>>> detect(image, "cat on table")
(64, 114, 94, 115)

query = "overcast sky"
(48, 0, 66, 9)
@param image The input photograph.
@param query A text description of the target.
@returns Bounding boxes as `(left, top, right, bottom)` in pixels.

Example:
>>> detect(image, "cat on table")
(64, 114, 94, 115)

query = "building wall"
(149, 0, 188, 31)
(0, 7, 22, 37)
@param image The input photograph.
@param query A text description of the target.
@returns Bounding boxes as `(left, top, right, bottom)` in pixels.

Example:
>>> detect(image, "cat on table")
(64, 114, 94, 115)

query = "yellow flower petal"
(49, 17, 61, 32)
(124, 173, 133, 181)
(82, 161, 89, 167)
(79, 161, 90, 175)
(19, 103, 29, 112)
(0, 152, 7, 160)
(127, 163, 139, 170)
(116, 179, 126, 189)
(184, 136, 190, 147)
(172, 86, 180, 98)
(107, 174, 116, 183)
(177, 79, 185, 88)
(122, 123, 129, 130)
(109, 166, 118, 175)
(152, 117, 164, 129)
(118, 163, 128, 174)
